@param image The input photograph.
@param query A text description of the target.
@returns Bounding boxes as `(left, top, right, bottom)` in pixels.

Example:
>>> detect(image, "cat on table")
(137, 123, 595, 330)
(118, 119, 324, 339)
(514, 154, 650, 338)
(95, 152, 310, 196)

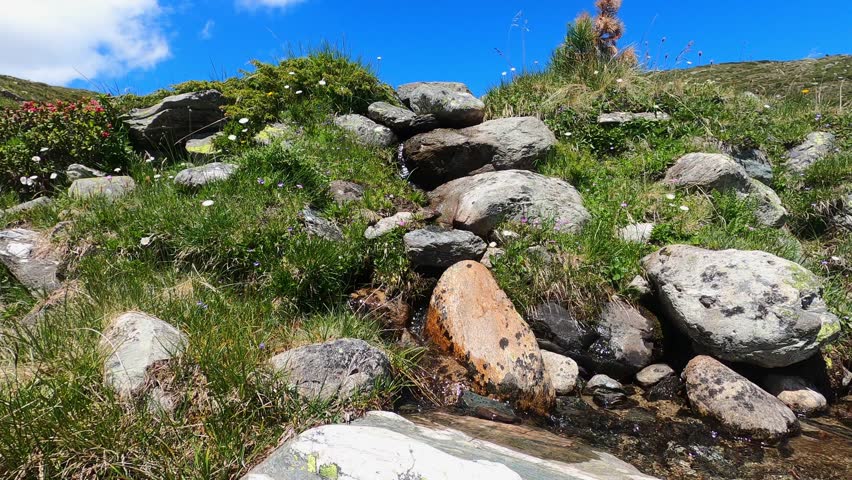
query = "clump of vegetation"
(0, 98, 130, 198)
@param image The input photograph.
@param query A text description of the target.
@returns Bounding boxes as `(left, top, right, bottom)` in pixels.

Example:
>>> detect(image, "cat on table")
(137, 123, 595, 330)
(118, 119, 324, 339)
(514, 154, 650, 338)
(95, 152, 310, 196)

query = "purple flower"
(296, 184, 303, 189)
(253, 261, 261, 267)
(277, 182, 284, 188)
(257, 178, 265, 185)
(820, 260, 829, 266)
(520, 217, 528, 224)
(196, 300, 208, 310)
(620, 202, 628, 208)
(259, 342, 266, 350)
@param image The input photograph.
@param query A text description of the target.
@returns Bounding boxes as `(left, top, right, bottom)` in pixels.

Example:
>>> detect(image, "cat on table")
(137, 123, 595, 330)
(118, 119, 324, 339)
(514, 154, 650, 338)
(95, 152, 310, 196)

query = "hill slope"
(0, 74, 94, 108)
(657, 55, 851, 106)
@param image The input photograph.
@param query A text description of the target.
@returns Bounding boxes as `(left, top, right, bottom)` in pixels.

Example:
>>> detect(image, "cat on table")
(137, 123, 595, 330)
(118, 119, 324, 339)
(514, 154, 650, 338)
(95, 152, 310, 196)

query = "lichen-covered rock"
(403, 227, 486, 268)
(68, 176, 136, 200)
(683, 356, 799, 441)
(242, 411, 660, 480)
(763, 374, 828, 416)
(0, 228, 61, 295)
(100, 311, 187, 398)
(397, 82, 485, 128)
(403, 117, 556, 188)
(425, 261, 555, 413)
(174, 162, 236, 188)
(786, 132, 836, 173)
(268, 338, 390, 401)
(185, 133, 222, 160)
(541, 351, 579, 395)
(642, 245, 840, 367)
(253, 122, 296, 146)
(301, 207, 344, 242)
(2, 196, 52, 215)
(124, 90, 225, 150)
(367, 101, 439, 137)
(745, 177, 788, 227)
(430, 170, 589, 238)
(333, 114, 398, 147)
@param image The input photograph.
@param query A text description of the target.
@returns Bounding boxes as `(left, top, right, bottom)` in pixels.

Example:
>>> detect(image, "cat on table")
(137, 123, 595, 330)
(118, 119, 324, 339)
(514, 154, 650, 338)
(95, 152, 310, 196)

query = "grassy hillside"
(0, 74, 94, 108)
(656, 55, 852, 107)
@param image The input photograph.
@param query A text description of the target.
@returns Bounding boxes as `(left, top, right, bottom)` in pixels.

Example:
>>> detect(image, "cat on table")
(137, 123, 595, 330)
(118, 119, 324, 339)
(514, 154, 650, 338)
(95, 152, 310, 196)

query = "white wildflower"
(228, 134, 237, 141)
(295, 90, 303, 94)
(665, 193, 676, 200)
(318, 79, 327, 86)
(201, 200, 215, 207)
(679, 205, 690, 212)
(238, 117, 249, 124)
(153, 174, 162, 179)
(49, 173, 58, 180)
(39, 147, 49, 152)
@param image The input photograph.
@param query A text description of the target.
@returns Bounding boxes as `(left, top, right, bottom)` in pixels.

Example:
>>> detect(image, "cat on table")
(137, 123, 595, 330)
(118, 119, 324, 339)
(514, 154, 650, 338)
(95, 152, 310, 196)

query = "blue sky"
(2, 1, 850, 97)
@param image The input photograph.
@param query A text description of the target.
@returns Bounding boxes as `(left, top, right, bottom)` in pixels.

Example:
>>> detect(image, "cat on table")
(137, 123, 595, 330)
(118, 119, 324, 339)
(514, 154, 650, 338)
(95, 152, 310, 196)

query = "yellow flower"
(802, 88, 810, 94)
(267, 91, 275, 96)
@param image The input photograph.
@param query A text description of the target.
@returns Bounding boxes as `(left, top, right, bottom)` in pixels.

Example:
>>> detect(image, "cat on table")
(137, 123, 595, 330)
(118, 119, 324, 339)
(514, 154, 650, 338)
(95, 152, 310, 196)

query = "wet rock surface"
(763, 374, 828, 416)
(541, 350, 579, 395)
(425, 261, 554, 413)
(683, 355, 799, 441)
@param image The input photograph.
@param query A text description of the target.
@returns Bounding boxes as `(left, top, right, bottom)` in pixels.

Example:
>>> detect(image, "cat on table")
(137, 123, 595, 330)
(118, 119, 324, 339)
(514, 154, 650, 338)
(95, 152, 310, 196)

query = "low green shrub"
(0, 98, 130, 198)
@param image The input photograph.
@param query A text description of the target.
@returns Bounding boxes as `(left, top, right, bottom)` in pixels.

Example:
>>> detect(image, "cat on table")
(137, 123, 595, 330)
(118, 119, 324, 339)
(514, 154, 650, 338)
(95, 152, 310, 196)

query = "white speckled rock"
(541, 351, 579, 395)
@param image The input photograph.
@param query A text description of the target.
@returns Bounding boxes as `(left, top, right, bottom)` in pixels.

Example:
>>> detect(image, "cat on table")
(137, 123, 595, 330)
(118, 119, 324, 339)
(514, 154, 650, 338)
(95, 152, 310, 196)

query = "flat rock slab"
(404, 116, 556, 188)
(642, 245, 840, 367)
(125, 90, 225, 150)
(69, 176, 136, 200)
(397, 81, 484, 128)
(597, 112, 671, 124)
(3, 196, 52, 215)
(174, 162, 237, 188)
(367, 101, 439, 137)
(243, 410, 659, 480)
(635, 364, 674, 388)
(268, 338, 390, 401)
(786, 132, 836, 173)
(403, 227, 486, 268)
(683, 356, 798, 441)
(430, 170, 590, 238)
(426, 261, 554, 413)
(364, 212, 414, 239)
(0, 228, 61, 294)
(100, 311, 187, 398)
(333, 114, 398, 147)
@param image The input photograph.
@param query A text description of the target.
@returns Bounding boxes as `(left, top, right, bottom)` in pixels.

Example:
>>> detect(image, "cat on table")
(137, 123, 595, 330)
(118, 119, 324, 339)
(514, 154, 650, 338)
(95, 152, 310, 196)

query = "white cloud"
(236, 0, 306, 10)
(200, 19, 215, 40)
(0, 1, 170, 86)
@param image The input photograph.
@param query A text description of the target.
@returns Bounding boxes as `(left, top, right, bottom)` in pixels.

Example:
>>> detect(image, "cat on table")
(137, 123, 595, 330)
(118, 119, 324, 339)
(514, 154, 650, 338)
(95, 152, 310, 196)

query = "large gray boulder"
(404, 117, 556, 188)
(268, 338, 390, 401)
(690, 137, 773, 185)
(786, 132, 837, 173)
(664, 153, 751, 192)
(403, 227, 486, 268)
(642, 245, 840, 367)
(367, 101, 439, 137)
(68, 176, 136, 200)
(100, 311, 187, 398)
(430, 170, 590, 238)
(124, 90, 226, 150)
(174, 162, 237, 188)
(397, 82, 485, 128)
(0, 228, 61, 294)
(683, 356, 798, 441)
(590, 300, 659, 374)
(242, 410, 659, 480)
(333, 114, 398, 147)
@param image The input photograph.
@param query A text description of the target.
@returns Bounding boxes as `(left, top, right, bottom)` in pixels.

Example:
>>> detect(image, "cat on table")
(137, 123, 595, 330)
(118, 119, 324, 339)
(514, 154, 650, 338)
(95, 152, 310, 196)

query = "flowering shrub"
(0, 98, 130, 197)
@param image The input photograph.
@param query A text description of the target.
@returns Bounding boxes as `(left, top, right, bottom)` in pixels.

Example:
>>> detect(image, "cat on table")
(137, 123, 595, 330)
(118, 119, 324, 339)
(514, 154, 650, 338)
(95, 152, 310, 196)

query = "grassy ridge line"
(0, 74, 94, 109)
(655, 55, 852, 107)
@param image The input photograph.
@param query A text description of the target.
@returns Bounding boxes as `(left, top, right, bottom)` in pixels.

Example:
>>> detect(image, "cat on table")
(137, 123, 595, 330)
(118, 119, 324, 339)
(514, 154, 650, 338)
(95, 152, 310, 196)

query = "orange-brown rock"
(425, 260, 554, 413)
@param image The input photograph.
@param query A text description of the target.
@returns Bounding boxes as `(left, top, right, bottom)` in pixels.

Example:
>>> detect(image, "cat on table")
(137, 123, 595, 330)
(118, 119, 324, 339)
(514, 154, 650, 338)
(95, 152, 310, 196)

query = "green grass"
(0, 74, 93, 109)
(1, 46, 850, 479)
